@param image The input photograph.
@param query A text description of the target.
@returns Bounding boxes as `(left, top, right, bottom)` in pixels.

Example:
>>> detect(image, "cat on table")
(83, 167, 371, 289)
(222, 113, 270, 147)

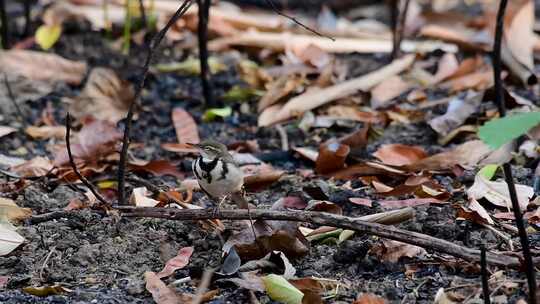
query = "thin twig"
(138, 0, 147, 29)
(481, 245, 490, 304)
(117, 0, 193, 205)
(39, 246, 56, 282)
(263, 0, 334, 41)
(197, 0, 213, 106)
(0, 0, 8, 49)
(275, 124, 289, 151)
(115, 206, 523, 268)
(395, 0, 411, 58)
(65, 113, 109, 205)
(3, 73, 27, 127)
(23, 0, 31, 36)
(492, 0, 536, 302)
(389, 0, 399, 60)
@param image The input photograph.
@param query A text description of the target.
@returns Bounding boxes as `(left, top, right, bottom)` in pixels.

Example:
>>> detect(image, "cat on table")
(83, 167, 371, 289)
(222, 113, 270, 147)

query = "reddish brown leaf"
(373, 144, 427, 166)
(290, 278, 323, 304)
(457, 199, 494, 225)
(349, 198, 373, 207)
(156, 247, 194, 278)
(144, 272, 181, 304)
(129, 160, 184, 178)
(371, 239, 427, 263)
(172, 107, 200, 144)
(11, 156, 54, 177)
(353, 293, 387, 304)
(315, 142, 350, 174)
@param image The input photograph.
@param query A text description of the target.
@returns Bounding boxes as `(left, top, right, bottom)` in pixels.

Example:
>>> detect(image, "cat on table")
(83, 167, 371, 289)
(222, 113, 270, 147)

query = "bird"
(190, 140, 249, 212)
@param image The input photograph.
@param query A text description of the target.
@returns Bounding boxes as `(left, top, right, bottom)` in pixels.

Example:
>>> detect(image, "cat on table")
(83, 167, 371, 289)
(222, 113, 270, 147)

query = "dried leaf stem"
(492, 0, 536, 302)
(117, 0, 193, 205)
(65, 113, 109, 205)
(115, 206, 523, 268)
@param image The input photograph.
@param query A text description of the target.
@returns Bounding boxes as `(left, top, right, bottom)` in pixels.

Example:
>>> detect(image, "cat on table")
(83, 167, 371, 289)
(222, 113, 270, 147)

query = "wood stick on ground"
(114, 207, 522, 268)
(492, 0, 536, 302)
(117, 0, 193, 205)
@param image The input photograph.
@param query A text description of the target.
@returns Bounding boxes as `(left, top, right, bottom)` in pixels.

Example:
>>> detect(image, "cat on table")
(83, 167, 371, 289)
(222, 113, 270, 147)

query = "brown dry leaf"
(370, 75, 412, 109)
(290, 278, 323, 304)
(258, 75, 304, 113)
(447, 56, 485, 80)
(432, 53, 459, 84)
(315, 142, 350, 174)
(305, 200, 342, 215)
(373, 144, 427, 166)
(457, 199, 494, 225)
(129, 160, 184, 178)
(504, 0, 534, 70)
(156, 247, 194, 279)
(326, 105, 386, 124)
(0, 50, 87, 85)
(377, 198, 447, 209)
(292, 147, 319, 162)
(25, 126, 66, 139)
(353, 293, 387, 304)
(419, 24, 489, 51)
(0, 197, 32, 222)
(68, 68, 134, 123)
(339, 124, 370, 150)
(259, 55, 415, 126)
(405, 140, 494, 171)
(441, 69, 494, 93)
(11, 156, 54, 177)
(0, 126, 17, 138)
(243, 164, 284, 191)
(144, 271, 181, 304)
(467, 174, 533, 211)
(171, 107, 200, 144)
(53, 120, 122, 166)
(371, 239, 427, 263)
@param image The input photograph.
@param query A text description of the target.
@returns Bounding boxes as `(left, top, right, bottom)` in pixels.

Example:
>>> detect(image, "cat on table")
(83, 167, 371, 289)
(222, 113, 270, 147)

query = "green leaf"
(306, 228, 342, 242)
(478, 112, 540, 149)
(221, 85, 264, 102)
(154, 57, 225, 75)
(338, 229, 355, 244)
(35, 25, 62, 50)
(262, 274, 304, 304)
(478, 164, 498, 180)
(203, 107, 232, 122)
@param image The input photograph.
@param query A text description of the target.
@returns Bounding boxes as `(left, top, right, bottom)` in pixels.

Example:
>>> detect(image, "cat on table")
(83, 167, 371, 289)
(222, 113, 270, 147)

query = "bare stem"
(0, 0, 9, 49)
(117, 0, 194, 205)
(197, 0, 213, 106)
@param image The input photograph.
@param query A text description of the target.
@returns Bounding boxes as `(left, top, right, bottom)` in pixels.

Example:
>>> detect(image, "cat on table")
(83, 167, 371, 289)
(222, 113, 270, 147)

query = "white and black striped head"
(190, 140, 228, 160)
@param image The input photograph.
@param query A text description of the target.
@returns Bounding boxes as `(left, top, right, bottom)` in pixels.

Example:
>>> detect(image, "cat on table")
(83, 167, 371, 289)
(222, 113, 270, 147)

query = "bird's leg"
(212, 196, 227, 218)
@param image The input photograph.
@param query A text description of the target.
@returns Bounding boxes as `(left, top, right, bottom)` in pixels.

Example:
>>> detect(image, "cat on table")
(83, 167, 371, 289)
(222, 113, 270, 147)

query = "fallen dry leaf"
(428, 92, 482, 136)
(11, 156, 54, 177)
(371, 239, 427, 263)
(128, 159, 184, 178)
(258, 75, 304, 113)
(0, 126, 17, 138)
(0, 197, 32, 222)
(0, 222, 25, 256)
(373, 144, 427, 166)
(353, 293, 387, 304)
(287, 43, 331, 69)
(504, 0, 534, 70)
(467, 174, 533, 211)
(144, 271, 181, 304)
(25, 126, 66, 139)
(53, 119, 122, 166)
(68, 68, 134, 123)
(157, 247, 194, 278)
(376, 198, 447, 209)
(130, 187, 160, 207)
(0, 50, 87, 85)
(457, 198, 494, 225)
(315, 142, 350, 174)
(171, 107, 200, 144)
(370, 75, 412, 109)
(290, 277, 324, 304)
(441, 69, 494, 92)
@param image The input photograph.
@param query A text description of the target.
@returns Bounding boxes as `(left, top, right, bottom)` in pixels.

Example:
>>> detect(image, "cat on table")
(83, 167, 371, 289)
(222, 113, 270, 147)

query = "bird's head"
(189, 140, 228, 159)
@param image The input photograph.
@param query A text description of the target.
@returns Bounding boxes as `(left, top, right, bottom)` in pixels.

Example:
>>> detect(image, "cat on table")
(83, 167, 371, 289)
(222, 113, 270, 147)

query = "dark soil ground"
(1, 3, 539, 304)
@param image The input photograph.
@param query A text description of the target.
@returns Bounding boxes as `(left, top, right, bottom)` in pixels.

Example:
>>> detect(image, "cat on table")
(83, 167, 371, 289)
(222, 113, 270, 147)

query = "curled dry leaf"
(0, 50, 87, 85)
(25, 126, 66, 140)
(504, 0, 535, 70)
(156, 247, 194, 278)
(130, 187, 160, 207)
(171, 107, 200, 144)
(315, 142, 350, 174)
(68, 68, 134, 123)
(371, 239, 427, 263)
(441, 69, 494, 93)
(431, 53, 459, 84)
(467, 174, 533, 211)
(53, 120, 122, 166)
(289, 277, 324, 304)
(457, 199, 494, 225)
(428, 92, 482, 136)
(373, 144, 427, 166)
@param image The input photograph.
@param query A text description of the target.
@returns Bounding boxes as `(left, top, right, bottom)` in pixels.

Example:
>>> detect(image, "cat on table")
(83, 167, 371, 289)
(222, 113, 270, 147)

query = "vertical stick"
(389, 0, 399, 60)
(396, 0, 410, 57)
(492, 1, 536, 303)
(138, 0, 147, 29)
(0, 0, 9, 49)
(23, 0, 31, 36)
(197, 0, 213, 106)
(481, 245, 491, 304)
(117, 0, 193, 205)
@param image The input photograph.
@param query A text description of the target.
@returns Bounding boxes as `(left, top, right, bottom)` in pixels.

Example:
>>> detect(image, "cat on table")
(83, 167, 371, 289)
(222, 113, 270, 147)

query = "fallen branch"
(115, 206, 521, 267)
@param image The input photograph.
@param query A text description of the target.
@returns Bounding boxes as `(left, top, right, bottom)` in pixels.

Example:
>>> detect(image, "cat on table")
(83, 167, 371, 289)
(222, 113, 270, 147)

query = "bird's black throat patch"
(197, 156, 219, 183)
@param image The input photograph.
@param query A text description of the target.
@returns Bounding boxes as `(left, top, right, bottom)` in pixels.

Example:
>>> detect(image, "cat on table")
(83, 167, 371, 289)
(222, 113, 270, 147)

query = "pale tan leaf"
(171, 107, 200, 144)
(0, 197, 32, 222)
(11, 157, 54, 177)
(0, 50, 87, 85)
(432, 53, 459, 84)
(258, 76, 303, 112)
(130, 187, 160, 207)
(467, 175, 533, 211)
(370, 75, 412, 109)
(0, 126, 16, 138)
(68, 68, 134, 123)
(144, 271, 181, 304)
(371, 239, 426, 263)
(0, 222, 25, 256)
(505, 0, 534, 70)
(25, 126, 66, 139)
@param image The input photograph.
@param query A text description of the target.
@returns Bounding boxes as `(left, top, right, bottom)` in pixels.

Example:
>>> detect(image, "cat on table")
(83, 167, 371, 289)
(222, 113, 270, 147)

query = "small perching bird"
(190, 140, 248, 211)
